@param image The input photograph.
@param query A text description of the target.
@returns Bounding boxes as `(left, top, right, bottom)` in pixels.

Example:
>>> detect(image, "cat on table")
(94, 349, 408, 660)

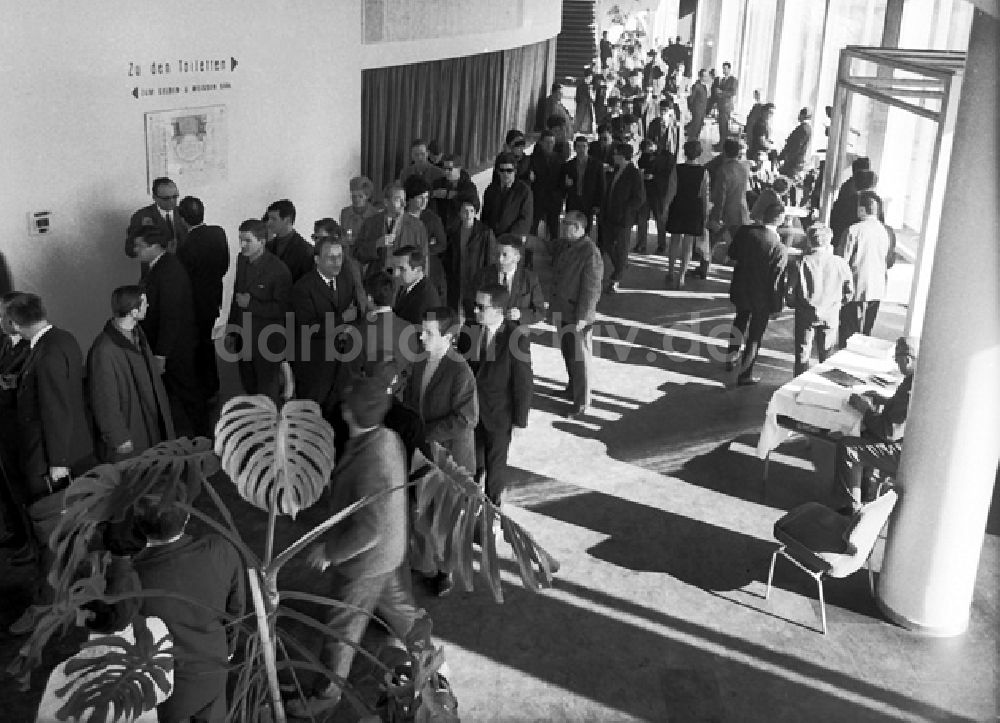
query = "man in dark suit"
(725, 203, 789, 385)
(777, 107, 814, 180)
(226, 220, 293, 405)
(87, 285, 174, 463)
(125, 177, 188, 270)
(6, 293, 93, 580)
(715, 62, 739, 148)
(430, 153, 480, 231)
(482, 152, 533, 239)
(265, 198, 315, 283)
(635, 138, 676, 254)
(132, 494, 244, 723)
(686, 70, 709, 140)
(469, 284, 533, 505)
(562, 135, 605, 233)
(599, 31, 613, 70)
(135, 232, 206, 437)
(355, 271, 418, 392)
(600, 142, 646, 293)
(391, 246, 441, 326)
(472, 235, 545, 327)
(445, 200, 497, 318)
(356, 181, 430, 277)
(176, 196, 229, 399)
(0, 293, 31, 550)
(291, 234, 366, 415)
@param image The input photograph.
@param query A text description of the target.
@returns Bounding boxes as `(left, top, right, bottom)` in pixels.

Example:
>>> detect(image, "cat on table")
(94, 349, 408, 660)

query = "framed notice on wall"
(145, 105, 228, 190)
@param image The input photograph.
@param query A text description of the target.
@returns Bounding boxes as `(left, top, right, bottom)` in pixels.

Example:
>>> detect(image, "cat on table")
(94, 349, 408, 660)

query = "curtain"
(361, 37, 557, 197)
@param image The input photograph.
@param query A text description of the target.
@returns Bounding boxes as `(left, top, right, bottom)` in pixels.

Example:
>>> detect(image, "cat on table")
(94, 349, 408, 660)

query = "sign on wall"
(145, 105, 228, 190)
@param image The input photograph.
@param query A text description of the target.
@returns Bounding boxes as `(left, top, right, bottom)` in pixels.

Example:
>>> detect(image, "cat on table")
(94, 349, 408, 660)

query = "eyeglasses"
(498, 167, 515, 174)
(156, 194, 179, 200)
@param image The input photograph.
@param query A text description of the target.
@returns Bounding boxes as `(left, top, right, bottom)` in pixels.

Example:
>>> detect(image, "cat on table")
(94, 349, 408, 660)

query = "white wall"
(0, 0, 363, 345)
(359, 0, 561, 69)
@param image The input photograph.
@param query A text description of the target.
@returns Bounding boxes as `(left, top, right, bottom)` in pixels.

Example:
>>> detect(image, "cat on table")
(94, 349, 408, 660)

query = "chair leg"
(766, 548, 780, 599)
(815, 574, 828, 635)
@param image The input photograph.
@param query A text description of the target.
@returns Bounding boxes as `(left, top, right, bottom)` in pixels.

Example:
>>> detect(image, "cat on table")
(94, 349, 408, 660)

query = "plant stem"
(248, 568, 286, 723)
(264, 498, 277, 568)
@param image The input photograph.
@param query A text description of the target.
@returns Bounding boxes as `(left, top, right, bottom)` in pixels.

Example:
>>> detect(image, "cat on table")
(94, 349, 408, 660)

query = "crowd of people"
(0, 28, 913, 721)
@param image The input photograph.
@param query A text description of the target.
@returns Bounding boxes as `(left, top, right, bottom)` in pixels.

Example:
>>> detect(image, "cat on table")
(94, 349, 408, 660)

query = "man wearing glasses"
(125, 177, 187, 262)
(482, 152, 533, 240)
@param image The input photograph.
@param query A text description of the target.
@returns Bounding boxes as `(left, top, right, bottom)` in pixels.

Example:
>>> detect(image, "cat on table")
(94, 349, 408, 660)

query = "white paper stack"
(795, 385, 848, 411)
(845, 334, 896, 360)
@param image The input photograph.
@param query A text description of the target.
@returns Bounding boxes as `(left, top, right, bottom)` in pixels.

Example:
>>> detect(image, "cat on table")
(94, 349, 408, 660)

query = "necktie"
(501, 272, 508, 289)
(328, 278, 337, 293)
(164, 212, 174, 242)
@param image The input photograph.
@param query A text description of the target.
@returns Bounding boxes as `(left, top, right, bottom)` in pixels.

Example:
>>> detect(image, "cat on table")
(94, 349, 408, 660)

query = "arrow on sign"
(230, 56, 239, 71)
(132, 87, 139, 99)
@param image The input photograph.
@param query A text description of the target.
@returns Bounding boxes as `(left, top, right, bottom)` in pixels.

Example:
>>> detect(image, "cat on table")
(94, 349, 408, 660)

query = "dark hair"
(177, 196, 204, 226)
(150, 177, 175, 197)
(722, 139, 741, 158)
(551, 82, 562, 93)
(266, 198, 296, 223)
(403, 175, 431, 200)
(857, 190, 880, 215)
(4, 292, 46, 326)
(613, 142, 633, 160)
(762, 203, 785, 225)
(313, 217, 342, 239)
(496, 233, 524, 252)
(639, 139, 655, 153)
(683, 140, 702, 160)
(851, 157, 872, 175)
(423, 306, 460, 337)
(366, 271, 396, 307)
(495, 151, 517, 169)
(441, 153, 462, 167)
(855, 170, 878, 191)
(539, 129, 555, 142)
(505, 129, 524, 146)
(239, 219, 267, 241)
(410, 138, 427, 149)
(393, 244, 426, 270)
(134, 495, 189, 541)
(477, 283, 510, 310)
(573, 135, 589, 146)
(313, 234, 343, 257)
(111, 285, 144, 318)
(722, 61, 732, 70)
(136, 230, 169, 250)
(427, 139, 441, 156)
(546, 114, 568, 130)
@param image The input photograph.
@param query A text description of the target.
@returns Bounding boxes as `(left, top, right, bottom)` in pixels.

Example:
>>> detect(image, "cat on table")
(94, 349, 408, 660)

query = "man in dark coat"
(686, 69, 710, 140)
(265, 198, 315, 283)
(635, 139, 676, 254)
(0, 294, 31, 549)
(445, 200, 497, 317)
(431, 154, 480, 231)
(404, 176, 449, 302)
(125, 176, 188, 262)
(562, 135, 605, 233)
(291, 235, 366, 415)
(599, 31, 613, 70)
(715, 62, 739, 148)
(87, 285, 174, 463)
(778, 107, 814, 180)
(135, 232, 206, 437)
(472, 235, 546, 327)
(725, 203, 789, 385)
(574, 69, 596, 134)
(482, 152, 533, 239)
(227, 219, 293, 404)
(176, 196, 229, 399)
(529, 130, 564, 241)
(391, 246, 441, 326)
(468, 284, 533, 505)
(133, 494, 244, 723)
(600, 143, 646, 293)
(356, 181, 430, 277)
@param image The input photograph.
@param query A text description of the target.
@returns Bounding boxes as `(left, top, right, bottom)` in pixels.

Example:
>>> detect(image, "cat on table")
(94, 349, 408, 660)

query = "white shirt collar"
(8, 333, 22, 345)
(149, 250, 166, 269)
(316, 268, 337, 286)
(29, 324, 53, 349)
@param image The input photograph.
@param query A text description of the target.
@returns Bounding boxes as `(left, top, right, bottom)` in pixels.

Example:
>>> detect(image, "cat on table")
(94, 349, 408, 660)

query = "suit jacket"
(404, 352, 478, 473)
(17, 327, 93, 479)
(779, 122, 813, 177)
(393, 276, 441, 326)
(728, 225, 789, 312)
(356, 211, 429, 274)
(87, 320, 174, 461)
(140, 253, 198, 368)
(266, 231, 314, 284)
(325, 426, 408, 578)
(687, 82, 708, 118)
(550, 237, 603, 325)
(291, 265, 366, 407)
(133, 533, 244, 721)
(468, 321, 533, 432)
(638, 149, 676, 217)
(710, 158, 751, 227)
(125, 203, 188, 257)
(176, 224, 229, 331)
(646, 118, 681, 157)
(602, 164, 645, 228)
(718, 74, 738, 110)
(530, 147, 564, 217)
(0, 334, 29, 412)
(863, 373, 912, 443)
(445, 220, 497, 313)
(481, 180, 533, 238)
(228, 250, 293, 328)
(473, 263, 546, 326)
(561, 155, 605, 217)
(355, 308, 418, 393)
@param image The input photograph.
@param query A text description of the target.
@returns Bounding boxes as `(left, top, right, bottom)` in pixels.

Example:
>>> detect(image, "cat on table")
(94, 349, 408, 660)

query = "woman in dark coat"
(664, 139, 711, 289)
(444, 199, 497, 319)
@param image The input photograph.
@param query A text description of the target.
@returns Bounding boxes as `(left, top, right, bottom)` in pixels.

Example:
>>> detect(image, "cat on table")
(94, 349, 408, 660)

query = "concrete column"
(866, 0, 904, 174)
(877, 8, 1000, 636)
(765, 0, 786, 102)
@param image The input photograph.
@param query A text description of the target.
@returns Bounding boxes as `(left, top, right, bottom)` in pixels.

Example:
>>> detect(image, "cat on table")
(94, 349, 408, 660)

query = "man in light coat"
(837, 191, 894, 346)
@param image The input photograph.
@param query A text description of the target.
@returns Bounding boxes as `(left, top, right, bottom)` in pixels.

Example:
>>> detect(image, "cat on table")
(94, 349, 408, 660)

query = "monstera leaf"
(54, 615, 174, 723)
(214, 395, 336, 518)
(411, 444, 559, 603)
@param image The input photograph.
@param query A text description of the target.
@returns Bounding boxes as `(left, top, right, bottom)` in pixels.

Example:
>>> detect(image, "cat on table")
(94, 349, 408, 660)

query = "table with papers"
(756, 336, 902, 470)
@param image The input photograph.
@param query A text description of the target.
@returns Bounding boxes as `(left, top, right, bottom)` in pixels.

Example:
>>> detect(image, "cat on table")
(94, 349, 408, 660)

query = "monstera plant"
(11, 394, 559, 723)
